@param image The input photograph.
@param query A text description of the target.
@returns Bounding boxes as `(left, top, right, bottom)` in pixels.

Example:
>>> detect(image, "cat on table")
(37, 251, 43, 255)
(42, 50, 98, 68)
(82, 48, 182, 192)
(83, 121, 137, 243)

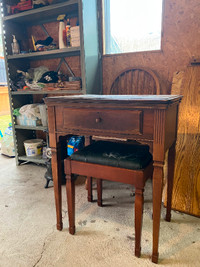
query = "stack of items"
(14, 104, 47, 127)
(70, 26, 80, 47)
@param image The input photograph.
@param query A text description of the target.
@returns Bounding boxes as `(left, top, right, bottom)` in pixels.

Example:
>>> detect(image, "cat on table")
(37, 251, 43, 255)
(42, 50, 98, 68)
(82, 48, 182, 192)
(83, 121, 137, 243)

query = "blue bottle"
(67, 136, 84, 156)
(67, 136, 76, 156)
(74, 136, 84, 152)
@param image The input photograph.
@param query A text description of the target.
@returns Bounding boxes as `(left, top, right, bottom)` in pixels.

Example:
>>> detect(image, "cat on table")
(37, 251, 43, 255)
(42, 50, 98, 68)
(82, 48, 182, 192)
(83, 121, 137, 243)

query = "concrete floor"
(0, 154, 200, 267)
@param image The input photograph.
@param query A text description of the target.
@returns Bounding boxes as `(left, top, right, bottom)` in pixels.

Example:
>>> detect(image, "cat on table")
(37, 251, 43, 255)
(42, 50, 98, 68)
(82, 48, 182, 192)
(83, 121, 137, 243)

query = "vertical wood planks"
(170, 66, 200, 216)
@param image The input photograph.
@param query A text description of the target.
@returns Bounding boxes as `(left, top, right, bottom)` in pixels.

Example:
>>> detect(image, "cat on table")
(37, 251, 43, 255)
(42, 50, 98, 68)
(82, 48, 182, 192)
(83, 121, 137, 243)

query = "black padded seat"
(70, 141, 152, 170)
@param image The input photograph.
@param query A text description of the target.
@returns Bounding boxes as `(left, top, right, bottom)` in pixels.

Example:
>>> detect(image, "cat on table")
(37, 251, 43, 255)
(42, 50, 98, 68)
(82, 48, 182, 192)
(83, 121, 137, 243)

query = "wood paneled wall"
(170, 67, 200, 217)
(102, 0, 200, 95)
(0, 86, 10, 115)
(102, 0, 200, 216)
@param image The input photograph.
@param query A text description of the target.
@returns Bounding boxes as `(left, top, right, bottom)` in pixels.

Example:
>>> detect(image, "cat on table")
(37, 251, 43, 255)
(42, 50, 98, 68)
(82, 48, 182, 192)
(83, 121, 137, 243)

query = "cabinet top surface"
(45, 94, 182, 106)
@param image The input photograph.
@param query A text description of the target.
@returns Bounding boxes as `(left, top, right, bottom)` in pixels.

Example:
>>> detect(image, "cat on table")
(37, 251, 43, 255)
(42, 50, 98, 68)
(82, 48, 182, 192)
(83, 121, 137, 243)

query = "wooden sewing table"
(45, 95, 182, 263)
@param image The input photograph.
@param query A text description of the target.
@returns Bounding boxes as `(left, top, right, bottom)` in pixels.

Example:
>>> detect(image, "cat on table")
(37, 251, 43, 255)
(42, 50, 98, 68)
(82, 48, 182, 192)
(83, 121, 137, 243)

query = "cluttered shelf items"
(3, 0, 81, 92)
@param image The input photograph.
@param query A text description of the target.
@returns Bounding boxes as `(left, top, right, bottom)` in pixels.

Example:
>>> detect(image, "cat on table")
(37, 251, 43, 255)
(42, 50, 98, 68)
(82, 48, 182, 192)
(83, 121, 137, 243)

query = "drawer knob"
(96, 118, 101, 123)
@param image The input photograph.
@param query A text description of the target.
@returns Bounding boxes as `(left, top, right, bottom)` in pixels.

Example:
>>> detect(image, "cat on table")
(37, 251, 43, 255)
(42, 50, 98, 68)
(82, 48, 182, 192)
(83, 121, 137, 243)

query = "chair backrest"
(110, 67, 160, 95)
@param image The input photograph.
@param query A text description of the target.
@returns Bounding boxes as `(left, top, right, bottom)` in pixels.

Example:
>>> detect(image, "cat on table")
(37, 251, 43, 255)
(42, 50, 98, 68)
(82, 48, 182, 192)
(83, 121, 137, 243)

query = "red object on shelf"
(11, 0, 33, 14)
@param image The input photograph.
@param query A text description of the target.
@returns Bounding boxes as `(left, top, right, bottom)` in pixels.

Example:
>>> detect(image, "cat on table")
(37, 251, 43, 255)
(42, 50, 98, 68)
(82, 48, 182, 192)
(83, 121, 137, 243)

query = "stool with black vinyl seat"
(64, 140, 153, 258)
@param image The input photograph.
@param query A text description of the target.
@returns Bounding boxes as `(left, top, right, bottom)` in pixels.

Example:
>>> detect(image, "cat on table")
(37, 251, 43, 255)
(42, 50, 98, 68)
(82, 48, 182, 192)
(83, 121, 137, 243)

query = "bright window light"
(103, 0, 163, 54)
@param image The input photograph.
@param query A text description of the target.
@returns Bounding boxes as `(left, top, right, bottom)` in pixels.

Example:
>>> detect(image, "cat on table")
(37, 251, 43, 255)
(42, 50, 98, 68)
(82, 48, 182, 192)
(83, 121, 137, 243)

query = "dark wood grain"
(45, 94, 182, 263)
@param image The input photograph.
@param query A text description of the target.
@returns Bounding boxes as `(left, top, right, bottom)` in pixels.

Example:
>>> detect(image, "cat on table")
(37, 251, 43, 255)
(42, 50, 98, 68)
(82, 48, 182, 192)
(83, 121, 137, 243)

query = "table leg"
(87, 177, 93, 202)
(66, 177, 76, 235)
(65, 158, 76, 234)
(135, 188, 144, 258)
(51, 146, 63, 231)
(166, 142, 176, 222)
(152, 163, 163, 263)
(97, 179, 102, 207)
(85, 136, 92, 192)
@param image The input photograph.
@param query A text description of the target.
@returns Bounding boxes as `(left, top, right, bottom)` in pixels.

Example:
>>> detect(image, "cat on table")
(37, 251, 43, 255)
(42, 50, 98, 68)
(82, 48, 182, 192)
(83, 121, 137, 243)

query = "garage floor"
(0, 154, 199, 267)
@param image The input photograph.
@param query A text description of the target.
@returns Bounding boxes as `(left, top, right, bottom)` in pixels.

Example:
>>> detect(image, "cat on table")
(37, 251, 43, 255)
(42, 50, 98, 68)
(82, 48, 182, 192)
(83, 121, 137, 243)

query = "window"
(103, 0, 163, 55)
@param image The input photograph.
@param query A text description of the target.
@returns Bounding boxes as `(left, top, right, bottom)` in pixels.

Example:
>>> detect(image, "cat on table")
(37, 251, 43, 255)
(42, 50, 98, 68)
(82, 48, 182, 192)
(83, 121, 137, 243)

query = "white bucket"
(24, 139, 43, 157)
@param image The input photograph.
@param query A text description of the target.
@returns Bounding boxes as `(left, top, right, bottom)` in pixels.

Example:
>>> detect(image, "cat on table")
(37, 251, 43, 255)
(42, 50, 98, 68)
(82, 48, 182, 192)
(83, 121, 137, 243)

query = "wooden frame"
(65, 157, 153, 258)
(109, 67, 160, 95)
(45, 94, 182, 264)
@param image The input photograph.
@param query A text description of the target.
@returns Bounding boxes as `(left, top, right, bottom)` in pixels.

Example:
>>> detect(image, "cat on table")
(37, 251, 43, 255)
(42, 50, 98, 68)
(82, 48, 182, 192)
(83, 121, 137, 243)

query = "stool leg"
(166, 142, 175, 222)
(97, 179, 102, 207)
(87, 177, 93, 202)
(66, 175, 76, 235)
(135, 188, 144, 258)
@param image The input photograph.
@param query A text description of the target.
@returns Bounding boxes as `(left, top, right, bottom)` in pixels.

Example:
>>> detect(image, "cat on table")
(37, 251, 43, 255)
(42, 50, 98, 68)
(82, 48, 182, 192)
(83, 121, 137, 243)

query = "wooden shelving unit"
(7, 47, 80, 61)
(1, 0, 101, 165)
(11, 90, 82, 95)
(14, 125, 48, 131)
(3, 0, 79, 23)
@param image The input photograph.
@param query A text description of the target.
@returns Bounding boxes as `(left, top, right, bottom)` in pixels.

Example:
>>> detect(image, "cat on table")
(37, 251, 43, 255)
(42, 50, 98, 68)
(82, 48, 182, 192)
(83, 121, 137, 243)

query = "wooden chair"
(109, 67, 160, 95)
(64, 141, 153, 257)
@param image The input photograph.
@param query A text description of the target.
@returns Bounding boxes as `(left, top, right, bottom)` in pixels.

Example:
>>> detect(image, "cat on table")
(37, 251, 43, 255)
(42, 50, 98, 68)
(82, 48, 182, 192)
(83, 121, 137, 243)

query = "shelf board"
(15, 125, 48, 131)
(11, 89, 83, 95)
(18, 155, 47, 164)
(3, 0, 79, 24)
(7, 47, 80, 61)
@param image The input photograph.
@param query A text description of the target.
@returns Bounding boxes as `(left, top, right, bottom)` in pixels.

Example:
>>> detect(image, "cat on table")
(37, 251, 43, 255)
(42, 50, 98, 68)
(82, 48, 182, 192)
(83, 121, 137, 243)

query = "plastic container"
(67, 136, 76, 156)
(74, 136, 84, 152)
(24, 139, 43, 157)
(57, 15, 66, 49)
(1, 123, 15, 157)
(39, 104, 48, 126)
(59, 21, 66, 48)
(11, 35, 20, 54)
(67, 136, 84, 156)
(66, 18, 71, 47)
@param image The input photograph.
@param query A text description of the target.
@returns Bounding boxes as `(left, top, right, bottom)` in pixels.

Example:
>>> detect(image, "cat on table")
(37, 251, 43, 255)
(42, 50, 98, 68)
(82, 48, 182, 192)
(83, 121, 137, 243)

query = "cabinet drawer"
(59, 108, 143, 136)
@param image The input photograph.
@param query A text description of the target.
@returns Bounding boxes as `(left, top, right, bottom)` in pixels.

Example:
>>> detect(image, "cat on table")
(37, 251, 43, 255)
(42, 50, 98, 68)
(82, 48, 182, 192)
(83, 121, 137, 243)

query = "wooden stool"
(64, 141, 153, 257)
